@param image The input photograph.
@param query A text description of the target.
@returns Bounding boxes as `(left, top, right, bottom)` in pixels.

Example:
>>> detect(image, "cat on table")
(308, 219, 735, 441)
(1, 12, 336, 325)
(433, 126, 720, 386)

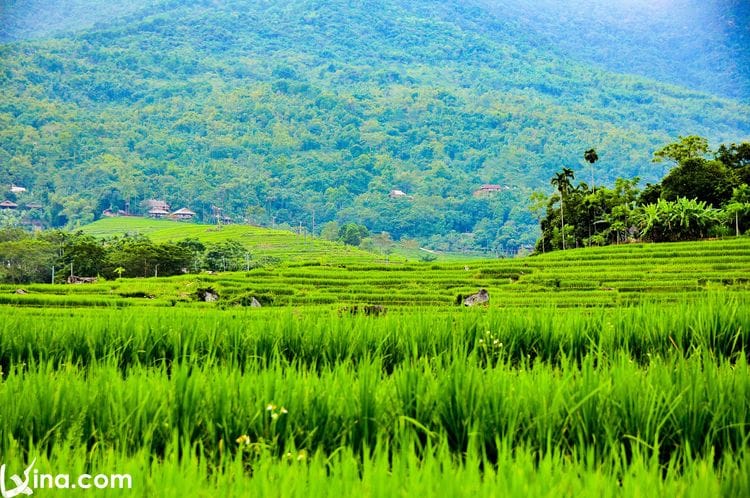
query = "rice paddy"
(0, 228, 749, 496)
(2, 235, 748, 309)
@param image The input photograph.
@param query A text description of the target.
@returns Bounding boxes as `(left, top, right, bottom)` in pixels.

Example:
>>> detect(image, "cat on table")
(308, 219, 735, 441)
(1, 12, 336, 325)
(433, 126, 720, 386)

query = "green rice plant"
(1, 294, 748, 372)
(0, 434, 746, 497)
(1, 348, 747, 468)
(1, 237, 749, 495)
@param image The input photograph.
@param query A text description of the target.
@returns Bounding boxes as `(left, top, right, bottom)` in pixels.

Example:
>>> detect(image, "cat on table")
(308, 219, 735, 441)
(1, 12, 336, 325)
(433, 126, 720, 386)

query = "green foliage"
(0, 226, 205, 282)
(0, 237, 55, 283)
(637, 198, 720, 242)
(716, 142, 750, 170)
(0, 210, 25, 229)
(660, 158, 738, 207)
(724, 185, 750, 236)
(61, 232, 107, 276)
(539, 176, 640, 250)
(104, 236, 193, 278)
(338, 223, 369, 246)
(652, 135, 710, 164)
(0, 227, 27, 242)
(551, 168, 575, 196)
(717, 142, 750, 185)
(319, 221, 340, 241)
(204, 240, 247, 272)
(639, 183, 662, 206)
(538, 137, 750, 250)
(0, 1, 748, 251)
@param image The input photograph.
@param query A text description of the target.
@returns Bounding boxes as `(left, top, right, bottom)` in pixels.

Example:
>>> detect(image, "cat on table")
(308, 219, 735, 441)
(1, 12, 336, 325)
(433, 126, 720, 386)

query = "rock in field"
(463, 289, 489, 306)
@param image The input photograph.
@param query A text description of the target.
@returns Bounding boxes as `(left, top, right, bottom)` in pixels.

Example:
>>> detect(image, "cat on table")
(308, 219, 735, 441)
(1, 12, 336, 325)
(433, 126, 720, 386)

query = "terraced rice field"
(2, 236, 748, 308)
(0, 235, 748, 496)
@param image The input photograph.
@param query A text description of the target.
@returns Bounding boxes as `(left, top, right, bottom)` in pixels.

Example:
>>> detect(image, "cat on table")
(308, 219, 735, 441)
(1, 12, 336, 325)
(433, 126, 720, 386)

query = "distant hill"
(1, 0, 748, 252)
(3, 0, 747, 99)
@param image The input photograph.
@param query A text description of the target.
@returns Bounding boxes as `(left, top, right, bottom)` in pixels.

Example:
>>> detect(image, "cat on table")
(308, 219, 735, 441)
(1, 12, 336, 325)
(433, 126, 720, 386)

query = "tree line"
(536, 136, 750, 252)
(0, 230, 279, 284)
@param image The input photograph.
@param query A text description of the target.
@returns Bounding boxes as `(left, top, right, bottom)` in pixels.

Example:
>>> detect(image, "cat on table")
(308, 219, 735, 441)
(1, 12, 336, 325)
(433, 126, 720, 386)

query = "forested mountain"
(0, 0, 157, 41)
(1, 0, 749, 252)
(476, 0, 750, 100)
(4, 0, 747, 99)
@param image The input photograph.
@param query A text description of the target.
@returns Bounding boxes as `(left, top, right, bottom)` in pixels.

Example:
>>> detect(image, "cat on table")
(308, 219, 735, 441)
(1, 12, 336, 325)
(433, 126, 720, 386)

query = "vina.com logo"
(0, 459, 34, 497)
(0, 460, 132, 496)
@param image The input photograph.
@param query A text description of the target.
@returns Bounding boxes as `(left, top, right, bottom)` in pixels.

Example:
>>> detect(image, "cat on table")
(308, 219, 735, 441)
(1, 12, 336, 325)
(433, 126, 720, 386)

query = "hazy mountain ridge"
(474, 0, 750, 99)
(4, 0, 746, 98)
(0, 0, 158, 41)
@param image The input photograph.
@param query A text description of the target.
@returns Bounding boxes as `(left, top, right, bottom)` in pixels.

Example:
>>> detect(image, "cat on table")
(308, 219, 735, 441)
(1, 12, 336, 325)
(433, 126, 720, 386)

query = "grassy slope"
(79, 216, 384, 263)
(80, 216, 471, 262)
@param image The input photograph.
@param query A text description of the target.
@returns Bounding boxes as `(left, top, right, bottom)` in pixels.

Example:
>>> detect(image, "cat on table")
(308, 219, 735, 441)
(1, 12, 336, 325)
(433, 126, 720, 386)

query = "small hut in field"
(148, 208, 169, 219)
(171, 207, 196, 221)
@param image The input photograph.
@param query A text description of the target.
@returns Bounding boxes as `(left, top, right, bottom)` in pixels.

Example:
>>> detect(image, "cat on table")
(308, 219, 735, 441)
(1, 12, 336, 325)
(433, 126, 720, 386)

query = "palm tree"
(584, 148, 599, 190)
(724, 202, 750, 236)
(725, 186, 750, 236)
(551, 168, 575, 249)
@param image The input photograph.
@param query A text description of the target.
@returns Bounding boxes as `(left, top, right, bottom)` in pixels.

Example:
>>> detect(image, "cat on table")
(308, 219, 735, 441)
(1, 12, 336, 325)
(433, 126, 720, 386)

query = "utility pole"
(51, 266, 55, 284)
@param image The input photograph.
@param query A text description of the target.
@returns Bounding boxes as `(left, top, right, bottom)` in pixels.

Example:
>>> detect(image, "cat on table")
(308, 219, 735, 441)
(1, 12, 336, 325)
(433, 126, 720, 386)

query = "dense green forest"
(1, 0, 749, 252)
